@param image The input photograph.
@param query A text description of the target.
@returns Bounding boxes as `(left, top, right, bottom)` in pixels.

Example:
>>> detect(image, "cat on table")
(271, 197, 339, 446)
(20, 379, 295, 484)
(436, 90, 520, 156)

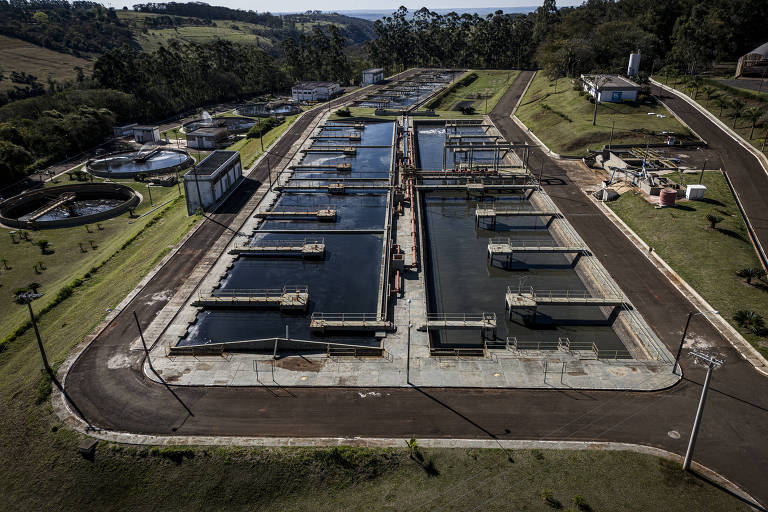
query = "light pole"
(683, 350, 724, 471)
(673, 310, 719, 375)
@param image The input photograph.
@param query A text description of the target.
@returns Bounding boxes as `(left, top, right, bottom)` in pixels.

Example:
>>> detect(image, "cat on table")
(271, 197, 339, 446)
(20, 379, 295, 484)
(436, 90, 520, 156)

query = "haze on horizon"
(102, 0, 580, 15)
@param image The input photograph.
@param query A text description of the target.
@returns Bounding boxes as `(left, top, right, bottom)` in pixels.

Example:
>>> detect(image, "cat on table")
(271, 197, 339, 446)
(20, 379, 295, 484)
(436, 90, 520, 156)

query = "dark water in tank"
(90, 150, 188, 174)
(178, 233, 382, 345)
(18, 199, 123, 221)
(178, 120, 394, 348)
(416, 123, 625, 350)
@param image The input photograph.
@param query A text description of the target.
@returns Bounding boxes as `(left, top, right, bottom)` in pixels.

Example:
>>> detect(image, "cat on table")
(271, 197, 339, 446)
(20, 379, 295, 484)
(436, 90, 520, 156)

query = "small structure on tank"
(186, 126, 228, 149)
(132, 125, 161, 144)
(183, 150, 242, 215)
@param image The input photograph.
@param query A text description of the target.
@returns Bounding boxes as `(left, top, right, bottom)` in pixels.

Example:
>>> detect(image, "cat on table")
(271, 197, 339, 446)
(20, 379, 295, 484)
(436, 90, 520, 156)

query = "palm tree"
(733, 309, 765, 334)
(706, 213, 724, 229)
(405, 437, 420, 460)
(689, 76, 704, 99)
(703, 87, 722, 107)
(736, 267, 767, 285)
(743, 106, 765, 139)
(713, 97, 728, 117)
(729, 99, 746, 129)
(27, 282, 41, 293)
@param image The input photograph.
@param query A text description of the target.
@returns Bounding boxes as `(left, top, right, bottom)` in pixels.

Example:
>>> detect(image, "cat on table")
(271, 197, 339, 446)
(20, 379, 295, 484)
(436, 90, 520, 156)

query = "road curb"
(589, 193, 768, 376)
(651, 78, 768, 175)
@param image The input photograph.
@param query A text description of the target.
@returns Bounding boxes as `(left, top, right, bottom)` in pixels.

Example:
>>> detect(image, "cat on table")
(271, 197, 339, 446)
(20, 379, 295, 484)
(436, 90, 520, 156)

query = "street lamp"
(683, 350, 724, 471)
(673, 310, 719, 375)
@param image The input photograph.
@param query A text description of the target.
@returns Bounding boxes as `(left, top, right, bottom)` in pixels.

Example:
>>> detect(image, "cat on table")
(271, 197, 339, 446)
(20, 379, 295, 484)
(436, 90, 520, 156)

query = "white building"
(132, 125, 161, 143)
(581, 74, 641, 103)
(362, 68, 385, 85)
(183, 150, 242, 215)
(291, 81, 341, 102)
(186, 126, 228, 150)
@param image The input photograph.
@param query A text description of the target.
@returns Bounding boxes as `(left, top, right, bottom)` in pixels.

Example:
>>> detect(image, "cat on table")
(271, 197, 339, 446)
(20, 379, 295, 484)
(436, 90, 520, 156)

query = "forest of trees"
(281, 25, 352, 84)
(366, 0, 768, 77)
(132, 2, 283, 28)
(93, 39, 289, 118)
(0, 0, 136, 55)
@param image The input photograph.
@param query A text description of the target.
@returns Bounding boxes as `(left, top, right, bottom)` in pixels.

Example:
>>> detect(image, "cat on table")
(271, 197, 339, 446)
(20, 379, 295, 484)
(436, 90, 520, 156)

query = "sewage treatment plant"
(125, 69, 677, 390)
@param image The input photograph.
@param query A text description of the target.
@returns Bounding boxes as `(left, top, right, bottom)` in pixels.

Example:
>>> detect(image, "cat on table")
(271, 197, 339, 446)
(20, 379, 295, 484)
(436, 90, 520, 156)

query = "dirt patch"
(274, 357, 324, 372)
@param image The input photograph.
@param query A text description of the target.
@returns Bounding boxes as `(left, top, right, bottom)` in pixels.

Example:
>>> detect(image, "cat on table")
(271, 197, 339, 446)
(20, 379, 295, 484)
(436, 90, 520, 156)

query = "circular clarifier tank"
(183, 115, 260, 134)
(0, 183, 140, 229)
(86, 147, 193, 179)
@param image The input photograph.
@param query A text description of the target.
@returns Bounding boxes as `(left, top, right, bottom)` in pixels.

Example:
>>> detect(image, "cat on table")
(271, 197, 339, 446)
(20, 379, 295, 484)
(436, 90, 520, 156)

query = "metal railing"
(490, 238, 572, 249)
(425, 312, 497, 325)
(497, 336, 632, 360)
(311, 312, 384, 323)
(507, 285, 625, 302)
(248, 237, 324, 248)
(206, 286, 308, 299)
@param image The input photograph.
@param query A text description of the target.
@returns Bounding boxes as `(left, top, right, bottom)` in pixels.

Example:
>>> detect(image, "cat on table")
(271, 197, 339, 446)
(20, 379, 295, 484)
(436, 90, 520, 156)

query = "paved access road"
(64, 71, 768, 508)
(650, 82, 768, 263)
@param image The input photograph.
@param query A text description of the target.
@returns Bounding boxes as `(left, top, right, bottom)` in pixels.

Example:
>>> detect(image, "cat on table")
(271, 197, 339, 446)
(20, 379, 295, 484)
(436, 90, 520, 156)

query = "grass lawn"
(226, 112, 301, 168)
(608, 171, 768, 357)
(425, 70, 520, 114)
(654, 76, 768, 155)
(116, 11, 275, 52)
(0, 176, 187, 342)
(0, 35, 93, 92)
(517, 72, 694, 156)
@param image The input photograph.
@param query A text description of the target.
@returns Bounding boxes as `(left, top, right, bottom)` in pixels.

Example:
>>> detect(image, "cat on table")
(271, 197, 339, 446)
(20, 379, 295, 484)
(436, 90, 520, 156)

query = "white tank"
(628, 51, 641, 77)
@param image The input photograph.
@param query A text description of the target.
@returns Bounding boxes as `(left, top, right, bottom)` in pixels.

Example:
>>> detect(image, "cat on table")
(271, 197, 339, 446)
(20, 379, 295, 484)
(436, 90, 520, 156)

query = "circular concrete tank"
(86, 148, 193, 179)
(0, 183, 140, 229)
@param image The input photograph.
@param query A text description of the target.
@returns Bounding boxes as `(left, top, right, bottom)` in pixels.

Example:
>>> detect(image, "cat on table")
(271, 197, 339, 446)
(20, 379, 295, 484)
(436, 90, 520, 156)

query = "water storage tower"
(627, 50, 641, 77)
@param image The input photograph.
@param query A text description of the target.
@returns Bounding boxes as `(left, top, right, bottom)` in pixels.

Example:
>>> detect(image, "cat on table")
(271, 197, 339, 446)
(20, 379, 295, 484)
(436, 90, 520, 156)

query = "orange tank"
(659, 188, 677, 207)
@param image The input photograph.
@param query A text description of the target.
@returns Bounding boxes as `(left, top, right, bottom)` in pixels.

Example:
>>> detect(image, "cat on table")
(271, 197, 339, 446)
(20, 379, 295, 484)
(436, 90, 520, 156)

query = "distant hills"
(322, 7, 537, 21)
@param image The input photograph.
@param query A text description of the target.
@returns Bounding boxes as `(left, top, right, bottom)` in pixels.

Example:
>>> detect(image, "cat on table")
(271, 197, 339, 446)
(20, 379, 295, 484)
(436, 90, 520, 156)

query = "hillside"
(0, 35, 93, 93)
(117, 9, 374, 53)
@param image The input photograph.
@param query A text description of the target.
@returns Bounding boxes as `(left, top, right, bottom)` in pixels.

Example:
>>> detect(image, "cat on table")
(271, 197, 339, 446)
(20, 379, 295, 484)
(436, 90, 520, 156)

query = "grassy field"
(0, 35, 93, 92)
(115, 11, 275, 52)
(655, 75, 768, 154)
(517, 73, 694, 156)
(425, 70, 520, 114)
(608, 171, 768, 357)
(227, 113, 301, 168)
(0, 176, 187, 342)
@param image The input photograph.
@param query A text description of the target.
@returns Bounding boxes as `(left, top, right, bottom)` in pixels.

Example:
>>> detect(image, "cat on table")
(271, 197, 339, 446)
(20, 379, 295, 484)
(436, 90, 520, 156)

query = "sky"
(105, 0, 581, 15)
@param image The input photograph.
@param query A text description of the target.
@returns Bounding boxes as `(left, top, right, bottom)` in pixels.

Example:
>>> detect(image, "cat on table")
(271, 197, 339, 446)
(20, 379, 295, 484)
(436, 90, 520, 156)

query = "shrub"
(246, 116, 284, 139)
(706, 213, 724, 229)
(335, 107, 351, 117)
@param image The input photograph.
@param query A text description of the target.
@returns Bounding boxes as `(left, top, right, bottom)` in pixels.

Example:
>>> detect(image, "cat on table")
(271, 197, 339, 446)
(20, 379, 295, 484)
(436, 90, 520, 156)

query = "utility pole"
(683, 350, 724, 471)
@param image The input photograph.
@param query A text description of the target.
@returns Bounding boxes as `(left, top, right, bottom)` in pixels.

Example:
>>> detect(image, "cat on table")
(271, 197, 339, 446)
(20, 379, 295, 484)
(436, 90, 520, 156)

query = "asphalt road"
(64, 70, 768, 507)
(650, 83, 768, 264)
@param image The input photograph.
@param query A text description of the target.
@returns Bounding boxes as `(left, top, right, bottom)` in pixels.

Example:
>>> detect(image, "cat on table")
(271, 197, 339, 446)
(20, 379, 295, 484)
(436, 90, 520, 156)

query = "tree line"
(366, 0, 768, 77)
(0, 0, 136, 56)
